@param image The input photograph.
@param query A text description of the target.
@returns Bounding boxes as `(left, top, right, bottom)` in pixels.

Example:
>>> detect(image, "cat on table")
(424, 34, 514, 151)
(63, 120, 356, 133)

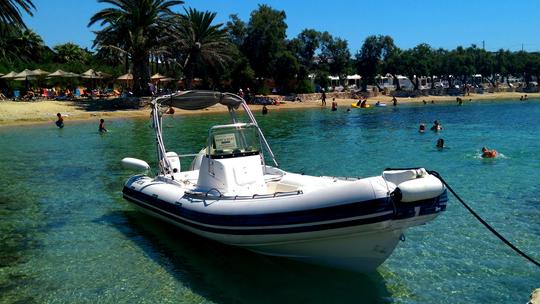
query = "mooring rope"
(428, 170, 540, 268)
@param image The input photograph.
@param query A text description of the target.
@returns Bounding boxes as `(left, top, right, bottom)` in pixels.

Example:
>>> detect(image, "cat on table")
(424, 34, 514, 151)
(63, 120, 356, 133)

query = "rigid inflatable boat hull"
(122, 173, 447, 272)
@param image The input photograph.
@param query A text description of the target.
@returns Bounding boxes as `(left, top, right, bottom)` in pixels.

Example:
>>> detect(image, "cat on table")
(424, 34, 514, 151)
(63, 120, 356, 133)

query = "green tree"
(408, 43, 433, 90)
(0, 0, 34, 28)
(0, 27, 44, 62)
(290, 29, 321, 71)
(89, 0, 183, 96)
(320, 33, 351, 82)
(382, 47, 405, 90)
(470, 47, 494, 85)
(225, 14, 247, 48)
(494, 49, 512, 85)
(171, 8, 232, 89)
(243, 5, 287, 79)
(289, 29, 321, 87)
(431, 48, 449, 88)
(53, 42, 90, 64)
(229, 55, 255, 92)
(356, 35, 395, 91)
(273, 51, 299, 93)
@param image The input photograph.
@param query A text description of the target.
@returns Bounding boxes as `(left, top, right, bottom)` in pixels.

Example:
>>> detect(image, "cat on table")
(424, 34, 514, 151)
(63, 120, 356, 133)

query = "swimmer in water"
(436, 138, 444, 150)
(430, 120, 442, 132)
(419, 123, 425, 133)
(481, 147, 497, 158)
(55, 113, 64, 128)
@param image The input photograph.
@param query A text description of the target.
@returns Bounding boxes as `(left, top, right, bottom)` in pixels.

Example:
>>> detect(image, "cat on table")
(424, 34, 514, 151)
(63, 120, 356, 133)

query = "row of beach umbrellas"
(0, 69, 174, 82)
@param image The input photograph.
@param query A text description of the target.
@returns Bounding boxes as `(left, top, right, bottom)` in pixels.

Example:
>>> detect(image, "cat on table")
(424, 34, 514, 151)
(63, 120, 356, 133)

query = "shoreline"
(0, 92, 538, 127)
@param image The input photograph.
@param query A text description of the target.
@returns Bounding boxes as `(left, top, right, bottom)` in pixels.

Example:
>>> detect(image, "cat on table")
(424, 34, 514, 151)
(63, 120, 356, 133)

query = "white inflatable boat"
(121, 91, 447, 272)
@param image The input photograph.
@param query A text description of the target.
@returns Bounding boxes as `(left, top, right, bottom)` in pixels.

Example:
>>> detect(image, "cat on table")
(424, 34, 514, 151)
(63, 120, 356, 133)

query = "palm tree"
(0, 0, 35, 28)
(53, 42, 90, 64)
(170, 8, 232, 89)
(0, 26, 44, 61)
(89, 0, 183, 96)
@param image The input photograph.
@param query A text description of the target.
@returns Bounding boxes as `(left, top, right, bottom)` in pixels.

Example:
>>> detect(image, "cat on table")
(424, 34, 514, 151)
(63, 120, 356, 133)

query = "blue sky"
(22, 0, 540, 53)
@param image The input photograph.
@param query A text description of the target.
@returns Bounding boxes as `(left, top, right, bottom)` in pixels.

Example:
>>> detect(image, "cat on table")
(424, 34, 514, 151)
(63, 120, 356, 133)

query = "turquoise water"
(1, 100, 539, 303)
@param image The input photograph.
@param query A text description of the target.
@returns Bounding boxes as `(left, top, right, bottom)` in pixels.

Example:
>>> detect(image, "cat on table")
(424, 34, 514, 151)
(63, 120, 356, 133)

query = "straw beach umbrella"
(47, 70, 80, 94)
(1, 72, 18, 93)
(14, 69, 38, 91)
(81, 69, 103, 79)
(32, 69, 50, 76)
(1, 71, 17, 79)
(97, 71, 111, 79)
(48, 70, 79, 78)
(117, 73, 134, 90)
(81, 69, 103, 92)
(117, 73, 133, 80)
(14, 69, 37, 79)
(150, 73, 165, 80)
(32, 69, 50, 88)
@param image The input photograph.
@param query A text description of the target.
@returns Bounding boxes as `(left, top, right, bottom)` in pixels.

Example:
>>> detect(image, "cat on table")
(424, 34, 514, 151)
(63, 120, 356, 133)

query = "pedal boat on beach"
(121, 90, 448, 272)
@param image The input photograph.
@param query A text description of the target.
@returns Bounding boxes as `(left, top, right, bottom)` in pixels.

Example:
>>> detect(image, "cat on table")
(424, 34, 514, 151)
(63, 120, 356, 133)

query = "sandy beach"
(0, 91, 538, 127)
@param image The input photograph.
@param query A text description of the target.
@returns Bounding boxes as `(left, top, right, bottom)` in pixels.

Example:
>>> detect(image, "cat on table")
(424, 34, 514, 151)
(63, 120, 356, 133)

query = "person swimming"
(481, 147, 497, 158)
(55, 113, 64, 128)
(436, 138, 445, 150)
(430, 120, 442, 132)
(419, 123, 425, 133)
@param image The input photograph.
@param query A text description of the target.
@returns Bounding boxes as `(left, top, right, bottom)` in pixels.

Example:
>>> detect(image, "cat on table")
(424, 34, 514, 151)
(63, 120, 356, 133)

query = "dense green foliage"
(0, 0, 34, 28)
(89, 0, 184, 95)
(2, 1, 540, 96)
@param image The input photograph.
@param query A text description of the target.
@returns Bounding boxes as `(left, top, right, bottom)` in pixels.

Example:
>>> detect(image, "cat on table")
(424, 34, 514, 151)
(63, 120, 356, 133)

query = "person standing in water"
(262, 105, 268, 115)
(55, 113, 64, 128)
(331, 98, 338, 111)
(99, 119, 108, 133)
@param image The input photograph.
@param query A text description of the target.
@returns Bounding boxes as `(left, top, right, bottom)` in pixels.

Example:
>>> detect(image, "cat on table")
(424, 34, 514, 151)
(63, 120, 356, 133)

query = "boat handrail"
(184, 189, 303, 200)
(209, 122, 254, 130)
(178, 153, 199, 158)
(320, 175, 361, 181)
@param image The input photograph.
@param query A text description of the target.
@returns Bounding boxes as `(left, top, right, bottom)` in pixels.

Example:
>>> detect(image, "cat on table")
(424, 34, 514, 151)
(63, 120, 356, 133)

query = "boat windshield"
(208, 124, 261, 159)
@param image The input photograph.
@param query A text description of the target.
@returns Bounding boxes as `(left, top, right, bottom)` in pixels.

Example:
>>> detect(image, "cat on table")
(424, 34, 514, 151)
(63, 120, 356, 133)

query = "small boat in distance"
(121, 90, 447, 272)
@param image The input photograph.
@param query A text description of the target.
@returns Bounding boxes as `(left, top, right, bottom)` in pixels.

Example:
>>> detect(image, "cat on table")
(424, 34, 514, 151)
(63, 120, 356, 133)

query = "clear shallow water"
(0, 100, 539, 303)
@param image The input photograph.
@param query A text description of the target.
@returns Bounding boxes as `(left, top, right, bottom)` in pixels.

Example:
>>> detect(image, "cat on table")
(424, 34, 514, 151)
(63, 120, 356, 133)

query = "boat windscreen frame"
(206, 123, 262, 159)
(151, 91, 278, 175)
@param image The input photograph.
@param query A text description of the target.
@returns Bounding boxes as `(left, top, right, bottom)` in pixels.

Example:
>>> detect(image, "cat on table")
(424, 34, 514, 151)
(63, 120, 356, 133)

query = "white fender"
(121, 157, 150, 171)
(397, 174, 444, 202)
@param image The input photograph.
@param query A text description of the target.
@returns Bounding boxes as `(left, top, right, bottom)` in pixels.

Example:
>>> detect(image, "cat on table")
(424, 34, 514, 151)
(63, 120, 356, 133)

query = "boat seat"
(266, 181, 299, 193)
